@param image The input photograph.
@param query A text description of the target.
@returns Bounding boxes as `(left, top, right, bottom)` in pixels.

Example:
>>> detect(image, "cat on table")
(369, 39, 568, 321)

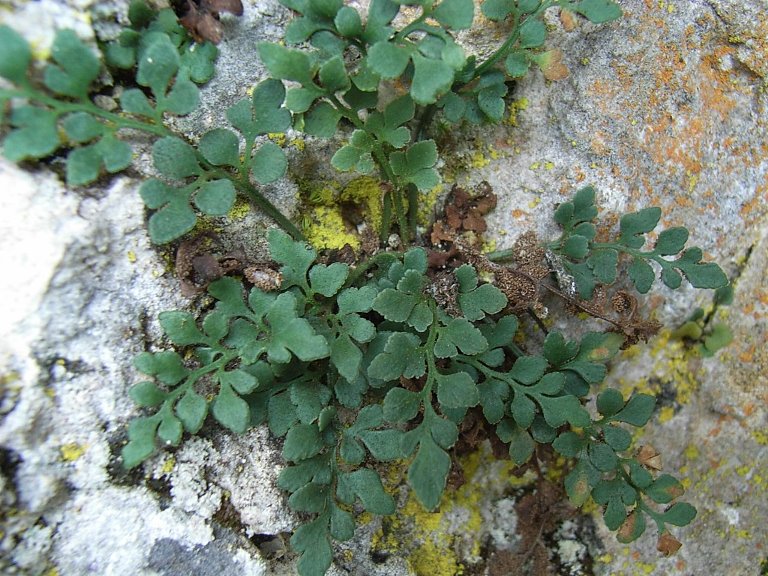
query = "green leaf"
(702, 323, 733, 355)
(368, 332, 425, 381)
(129, 381, 167, 407)
(510, 391, 535, 428)
(164, 75, 199, 114)
(0, 26, 31, 82)
(140, 180, 197, 244)
(331, 333, 362, 382)
(589, 442, 617, 471)
(434, 318, 487, 357)
(430, 417, 458, 449)
(220, 369, 258, 395)
(564, 460, 595, 506)
(677, 260, 728, 290)
(620, 207, 661, 242)
(662, 502, 697, 526)
(552, 431, 586, 457)
(596, 388, 624, 416)
(268, 391, 298, 437)
(572, 0, 622, 23)
(458, 283, 507, 321)
(3, 107, 60, 162)
(628, 257, 656, 294)
(42, 30, 100, 99)
(588, 249, 618, 284)
(291, 517, 333, 576)
(477, 379, 508, 423)
(367, 41, 411, 79)
(359, 429, 405, 460)
(268, 228, 316, 288)
(613, 394, 655, 426)
(304, 101, 342, 138)
(199, 128, 240, 167)
(283, 423, 324, 461)
(411, 53, 455, 105)
(436, 371, 479, 409)
(212, 385, 250, 433)
(563, 235, 590, 259)
(136, 33, 180, 97)
(292, 380, 328, 424)
(194, 179, 236, 216)
(181, 41, 218, 84)
(481, 0, 513, 21)
(335, 6, 363, 36)
(330, 505, 355, 541)
(647, 474, 685, 504)
(433, 0, 474, 30)
(538, 394, 591, 427)
(176, 390, 208, 433)
(519, 18, 546, 49)
(372, 288, 417, 323)
(409, 436, 450, 510)
(345, 469, 396, 514)
(251, 141, 287, 184)
(508, 427, 535, 465)
(266, 293, 330, 362)
(289, 483, 329, 513)
(122, 417, 159, 468)
(158, 412, 183, 445)
(65, 145, 102, 186)
(655, 227, 689, 256)
(159, 311, 207, 345)
(258, 42, 314, 84)
(383, 387, 421, 422)
(62, 113, 103, 143)
(309, 262, 349, 297)
(661, 267, 683, 289)
(337, 286, 378, 315)
(133, 350, 189, 386)
(319, 56, 350, 92)
(616, 510, 646, 543)
(543, 332, 579, 365)
(121, 88, 156, 117)
(152, 137, 200, 179)
(331, 145, 362, 171)
(509, 356, 548, 385)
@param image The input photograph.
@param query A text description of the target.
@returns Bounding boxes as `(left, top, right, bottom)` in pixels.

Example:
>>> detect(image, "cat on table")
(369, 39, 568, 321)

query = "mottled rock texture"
(1, 0, 766, 575)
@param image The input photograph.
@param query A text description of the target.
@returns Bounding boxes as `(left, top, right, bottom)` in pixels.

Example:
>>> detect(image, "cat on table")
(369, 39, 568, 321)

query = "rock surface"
(1, 0, 766, 575)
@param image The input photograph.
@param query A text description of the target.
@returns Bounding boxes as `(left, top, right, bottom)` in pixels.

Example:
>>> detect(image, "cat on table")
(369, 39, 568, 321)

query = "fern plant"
(0, 1, 731, 575)
(123, 194, 723, 574)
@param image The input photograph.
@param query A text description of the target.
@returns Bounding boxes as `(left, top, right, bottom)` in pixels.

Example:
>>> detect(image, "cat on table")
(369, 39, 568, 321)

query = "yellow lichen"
(341, 176, 384, 231)
(658, 405, 675, 423)
(470, 150, 490, 168)
(370, 445, 534, 574)
(161, 457, 176, 474)
(60, 443, 86, 462)
(417, 183, 444, 226)
(303, 206, 359, 250)
(267, 132, 287, 147)
(227, 197, 251, 221)
(506, 97, 529, 126)
(752, 430, 768, 445)
(127, 250, 137, 263)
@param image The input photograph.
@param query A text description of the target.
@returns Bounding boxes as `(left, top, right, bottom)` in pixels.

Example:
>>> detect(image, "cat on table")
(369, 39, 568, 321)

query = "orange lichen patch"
(738, 345, 755, 363)
(511, 209, 528, 219)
